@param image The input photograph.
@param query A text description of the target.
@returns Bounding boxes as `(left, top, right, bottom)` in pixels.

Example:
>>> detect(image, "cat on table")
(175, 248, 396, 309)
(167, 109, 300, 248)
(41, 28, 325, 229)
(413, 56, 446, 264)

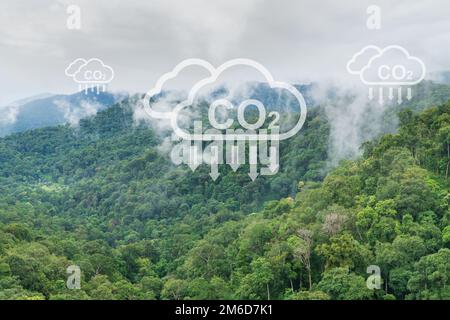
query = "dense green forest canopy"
(0, 87, 448, 300)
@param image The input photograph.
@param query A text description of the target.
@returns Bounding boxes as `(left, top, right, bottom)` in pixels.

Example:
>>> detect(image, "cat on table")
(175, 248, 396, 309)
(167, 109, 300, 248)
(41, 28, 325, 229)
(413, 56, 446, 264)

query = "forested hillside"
(0, 90, 125, 137)
(0, 93, 448, 299)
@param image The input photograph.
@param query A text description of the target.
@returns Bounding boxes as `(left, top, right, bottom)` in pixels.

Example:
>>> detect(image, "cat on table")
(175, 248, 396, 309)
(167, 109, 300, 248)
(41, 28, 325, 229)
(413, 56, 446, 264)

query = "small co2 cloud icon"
(347, 45, 426, 104)
(65, 58, 114, 94)
(142, 59, 307, 181)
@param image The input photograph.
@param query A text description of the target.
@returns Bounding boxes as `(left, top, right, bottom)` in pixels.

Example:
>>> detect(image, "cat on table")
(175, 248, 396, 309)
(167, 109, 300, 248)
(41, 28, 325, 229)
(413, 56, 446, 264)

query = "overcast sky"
(1, 0, 450, 105)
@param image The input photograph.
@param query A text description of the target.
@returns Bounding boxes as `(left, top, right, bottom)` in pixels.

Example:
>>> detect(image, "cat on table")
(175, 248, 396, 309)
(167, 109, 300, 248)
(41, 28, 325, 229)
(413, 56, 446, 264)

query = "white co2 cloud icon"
(65, 58, 114, 94)
(347, 45, 426, 104)
(142, 58, 307, 142)
(142, 58, 308, 180)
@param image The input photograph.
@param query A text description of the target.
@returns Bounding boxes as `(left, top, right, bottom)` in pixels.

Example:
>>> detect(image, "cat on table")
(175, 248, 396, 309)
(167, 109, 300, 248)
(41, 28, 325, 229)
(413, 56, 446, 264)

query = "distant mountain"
(6, 93, 54, 106)
(0, 90, 128, 137)
(202, 82, 316, 110)
(428, 71, 450, 85)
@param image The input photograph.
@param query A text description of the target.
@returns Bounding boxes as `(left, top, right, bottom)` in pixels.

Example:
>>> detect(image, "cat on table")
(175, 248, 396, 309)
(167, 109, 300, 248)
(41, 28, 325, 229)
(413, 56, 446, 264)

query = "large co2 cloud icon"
(142, 58, 307, 142)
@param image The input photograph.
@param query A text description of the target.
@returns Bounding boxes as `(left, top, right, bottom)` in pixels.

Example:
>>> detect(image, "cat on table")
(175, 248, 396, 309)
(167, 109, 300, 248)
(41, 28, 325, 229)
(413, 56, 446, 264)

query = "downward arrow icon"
(397, 87, 403, 104)
(210, 163, 220, 181)
(406, 87, 412, 100)
(209, 146, 220, 181)
(248, 144, 258, 181)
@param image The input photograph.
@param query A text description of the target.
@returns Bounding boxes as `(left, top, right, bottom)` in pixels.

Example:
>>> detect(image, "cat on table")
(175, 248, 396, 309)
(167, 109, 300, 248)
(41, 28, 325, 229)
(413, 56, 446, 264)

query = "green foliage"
(316, 267, 373, 300)
(407, 249, 450, 300)
(0, 98, 448, 300)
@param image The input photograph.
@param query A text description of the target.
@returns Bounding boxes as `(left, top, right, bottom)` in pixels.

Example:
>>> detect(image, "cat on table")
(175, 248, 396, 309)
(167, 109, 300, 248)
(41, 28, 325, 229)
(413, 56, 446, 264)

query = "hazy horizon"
(2, 0, 450, 106)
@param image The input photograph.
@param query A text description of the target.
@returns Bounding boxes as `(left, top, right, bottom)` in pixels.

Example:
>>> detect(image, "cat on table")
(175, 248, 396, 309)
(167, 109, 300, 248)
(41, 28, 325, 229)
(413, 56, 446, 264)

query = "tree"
(84, 275, 115, 300)
(322, 211, 347, 237)
(286, 289, 330, 300)
(182, 241, 228, 279)
(316, 233, 371, 272)
(287, 229, 313, 289)
(316, 267, 373, 300)
(442, 226, 450, 246)
(407, 249, 450, 299)
(375, 235, 427, 294)
(161, 278, 189, 300)
(236, 257, 274, 300)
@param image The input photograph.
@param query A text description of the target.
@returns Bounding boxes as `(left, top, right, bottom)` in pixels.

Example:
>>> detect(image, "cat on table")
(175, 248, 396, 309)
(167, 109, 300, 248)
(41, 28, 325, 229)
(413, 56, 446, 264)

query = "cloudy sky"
(1, 0, 450, 106)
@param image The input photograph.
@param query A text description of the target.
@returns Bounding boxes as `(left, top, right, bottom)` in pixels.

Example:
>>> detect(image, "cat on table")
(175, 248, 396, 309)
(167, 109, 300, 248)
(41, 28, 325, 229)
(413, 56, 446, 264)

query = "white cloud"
(54, 98, 102, 126)
(1, 0, 450, 106)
